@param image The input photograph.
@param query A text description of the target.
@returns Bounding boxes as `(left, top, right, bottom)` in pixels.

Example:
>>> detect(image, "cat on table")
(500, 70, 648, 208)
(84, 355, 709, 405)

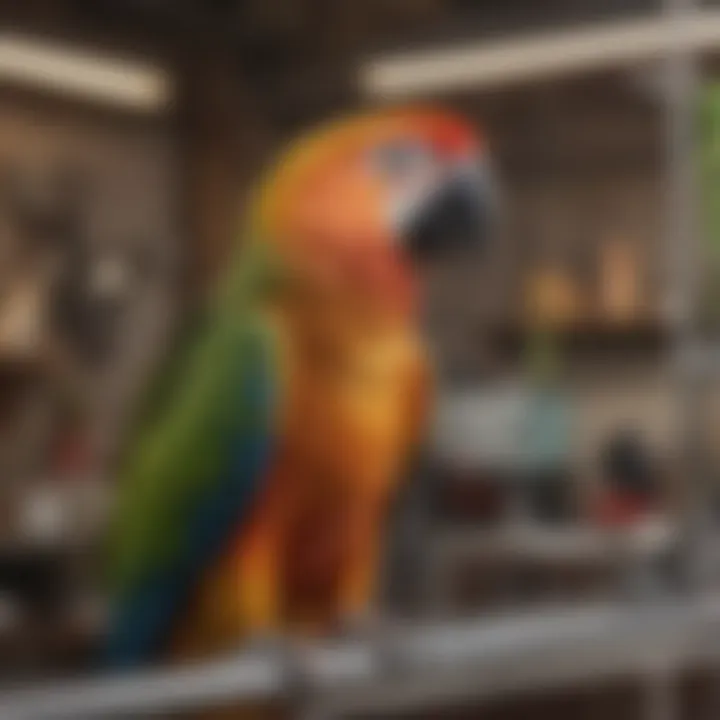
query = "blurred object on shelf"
(23, 167, 102, 365)
(46, 400, 93, 479)
(49, 428, 91, 479)
(524, 264, 583, 328)
(602, 430, 657, 497)
(3, 162, 158, 370)
(597, 236, 641, 323)
(0, 271, 44, 363)
(0, 549, 69, 617)
(432, 358, 576, 525)
(432, 384, 523, 526)
(50, 240, 142, 369)
(519, 331, 575, 523)
(17, 484, 72, 548)
(438, 469, 509, 525)
(433, 382, 526, 471)
(524, 470, 575, 524)
(593, 429, 661, 527)
(426, 518, 679, 614)
(7, 469, 112, 552)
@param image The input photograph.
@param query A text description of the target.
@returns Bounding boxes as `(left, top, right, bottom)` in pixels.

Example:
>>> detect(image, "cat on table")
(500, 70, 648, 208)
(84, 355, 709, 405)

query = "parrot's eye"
(368, 141, 433, 181)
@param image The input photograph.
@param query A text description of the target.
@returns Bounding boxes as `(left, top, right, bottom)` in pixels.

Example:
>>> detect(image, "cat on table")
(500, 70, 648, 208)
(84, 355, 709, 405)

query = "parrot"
(106, 107, 491, 669)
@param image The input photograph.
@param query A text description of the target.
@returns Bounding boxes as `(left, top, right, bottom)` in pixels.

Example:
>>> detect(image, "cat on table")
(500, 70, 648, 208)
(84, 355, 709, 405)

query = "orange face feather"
(253, 108, 483, 316)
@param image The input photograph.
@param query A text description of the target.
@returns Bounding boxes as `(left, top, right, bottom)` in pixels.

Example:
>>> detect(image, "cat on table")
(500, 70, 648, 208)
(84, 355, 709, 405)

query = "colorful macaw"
(107, 107, 490, 667)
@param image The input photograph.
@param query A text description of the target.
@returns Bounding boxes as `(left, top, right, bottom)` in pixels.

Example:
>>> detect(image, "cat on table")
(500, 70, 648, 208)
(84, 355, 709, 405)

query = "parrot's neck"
(275, 283, 418, 375)
(220, 238, 419, 364)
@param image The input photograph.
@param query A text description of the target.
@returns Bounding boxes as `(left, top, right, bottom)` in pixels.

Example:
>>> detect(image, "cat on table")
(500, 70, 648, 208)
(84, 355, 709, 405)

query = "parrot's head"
(254, 108, 492, 315)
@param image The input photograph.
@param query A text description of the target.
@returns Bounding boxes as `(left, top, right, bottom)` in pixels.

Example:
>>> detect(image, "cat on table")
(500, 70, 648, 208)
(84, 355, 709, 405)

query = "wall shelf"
(487, 319, 669, 360)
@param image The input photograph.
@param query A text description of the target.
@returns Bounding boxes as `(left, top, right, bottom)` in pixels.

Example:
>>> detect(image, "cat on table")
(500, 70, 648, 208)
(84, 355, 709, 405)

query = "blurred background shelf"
(432, 518, 679, 566)
(488, 319, 670, 360)
(0, 356, 43, 384)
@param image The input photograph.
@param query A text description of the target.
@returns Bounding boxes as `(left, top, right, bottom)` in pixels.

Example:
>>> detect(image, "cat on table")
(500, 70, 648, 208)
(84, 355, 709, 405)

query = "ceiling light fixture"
(0, 33, 172, 112)
(361, 11, 720, 98)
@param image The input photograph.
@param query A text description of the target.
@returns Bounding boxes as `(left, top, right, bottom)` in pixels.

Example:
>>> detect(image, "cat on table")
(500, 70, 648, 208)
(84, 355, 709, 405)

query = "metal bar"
(432, 521, 678, 565)
(3, 598, 720, 719)
(664, 0, 698, 334)
(0, 654, 283, 720)
(662, 0, 710, 594)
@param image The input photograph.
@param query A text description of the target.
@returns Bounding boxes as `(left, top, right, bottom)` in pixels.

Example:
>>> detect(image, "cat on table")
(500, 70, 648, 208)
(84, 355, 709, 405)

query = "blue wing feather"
(106, 320, 278, 667)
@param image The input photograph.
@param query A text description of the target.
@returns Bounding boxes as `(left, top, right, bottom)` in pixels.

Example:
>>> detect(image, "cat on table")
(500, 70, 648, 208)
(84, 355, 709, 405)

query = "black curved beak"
(404, 164, 492, 260)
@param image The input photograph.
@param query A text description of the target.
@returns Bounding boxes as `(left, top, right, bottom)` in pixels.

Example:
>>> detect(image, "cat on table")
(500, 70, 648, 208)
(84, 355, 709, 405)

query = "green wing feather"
(107, 240, 284, 664)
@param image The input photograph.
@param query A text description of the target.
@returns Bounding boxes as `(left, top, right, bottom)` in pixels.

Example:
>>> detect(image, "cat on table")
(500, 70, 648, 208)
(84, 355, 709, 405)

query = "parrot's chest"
(289, 331, 420, 489)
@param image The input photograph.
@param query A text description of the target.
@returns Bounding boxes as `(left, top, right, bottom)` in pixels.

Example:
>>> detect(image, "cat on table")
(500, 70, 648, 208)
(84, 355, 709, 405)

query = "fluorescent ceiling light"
(362, 10, 720, 98)
(0, 33, 172, 112)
